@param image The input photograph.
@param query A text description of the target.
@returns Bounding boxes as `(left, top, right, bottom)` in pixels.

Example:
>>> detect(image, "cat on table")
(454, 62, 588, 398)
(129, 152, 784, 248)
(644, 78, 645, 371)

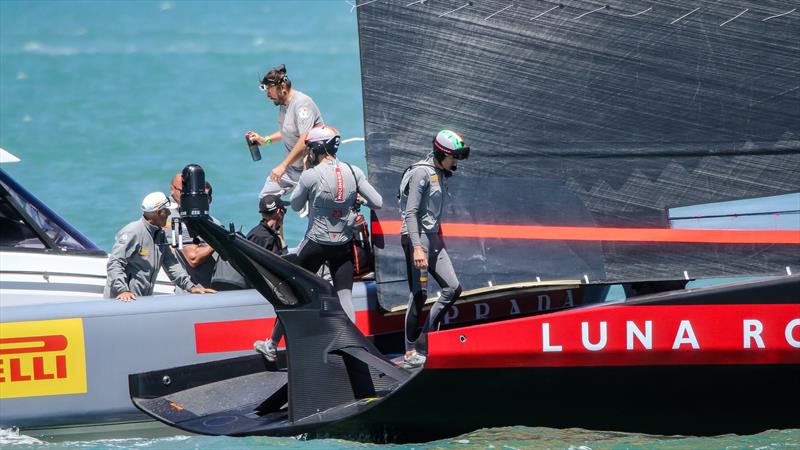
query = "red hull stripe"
(427, 304, 800, 369)
(195, 318, 276, 353)
(372, 220, 800, 244)
(194, 311, 405, 353)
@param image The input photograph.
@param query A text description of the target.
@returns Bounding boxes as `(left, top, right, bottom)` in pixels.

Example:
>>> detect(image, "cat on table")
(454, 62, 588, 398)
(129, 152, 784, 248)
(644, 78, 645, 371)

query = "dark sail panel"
(357, 1, 800, 308)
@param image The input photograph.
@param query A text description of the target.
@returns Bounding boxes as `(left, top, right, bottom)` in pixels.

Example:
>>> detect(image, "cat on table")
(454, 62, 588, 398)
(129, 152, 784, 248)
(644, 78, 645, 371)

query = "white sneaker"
(254, 339, 277, 362)
(403, 351, 427, 368)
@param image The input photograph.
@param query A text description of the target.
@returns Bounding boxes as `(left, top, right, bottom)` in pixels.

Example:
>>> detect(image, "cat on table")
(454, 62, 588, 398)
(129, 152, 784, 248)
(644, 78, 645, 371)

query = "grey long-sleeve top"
(291, 158, 382, 244)
(399, 157, 445, 247)
(104, 217, 196, 298)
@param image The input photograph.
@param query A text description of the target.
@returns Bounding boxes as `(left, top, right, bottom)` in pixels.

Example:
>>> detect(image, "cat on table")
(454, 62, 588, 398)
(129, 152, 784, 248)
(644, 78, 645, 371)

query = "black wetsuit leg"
(403, 233, 461, 353)
(425, 242, 461, 332)
(402, 234, 427, 351)
(270, 239, 327, 344)
(323, 242, 355, 322)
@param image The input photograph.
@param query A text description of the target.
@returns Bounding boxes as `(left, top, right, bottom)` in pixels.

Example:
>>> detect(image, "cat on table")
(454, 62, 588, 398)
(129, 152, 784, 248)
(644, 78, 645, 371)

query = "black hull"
(130, 276, 800, 443)
(308, 364, 800, 443)
(131, 357, 799, 443)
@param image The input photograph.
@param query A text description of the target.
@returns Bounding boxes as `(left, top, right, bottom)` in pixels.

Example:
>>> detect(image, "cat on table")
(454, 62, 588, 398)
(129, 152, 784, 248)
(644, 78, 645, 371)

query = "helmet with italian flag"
(432, 129, 470, 162)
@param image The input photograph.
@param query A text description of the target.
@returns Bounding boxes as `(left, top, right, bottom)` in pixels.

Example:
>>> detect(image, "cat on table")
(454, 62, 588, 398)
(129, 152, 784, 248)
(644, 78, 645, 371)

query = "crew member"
(104, 192, 216, 301)
(168, 173, 218, 288)
(254, 125, 382, 361)
(208, 195, 289, 292)
(399, 130, 470, 367)
(245, 64, 324, 199)
(246, 194, 288, 255)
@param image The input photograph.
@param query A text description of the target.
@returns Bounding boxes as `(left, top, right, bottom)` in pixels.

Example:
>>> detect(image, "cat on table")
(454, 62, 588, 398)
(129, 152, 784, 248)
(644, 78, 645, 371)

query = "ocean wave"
(0, 427, 43, 446)
(22, 41, 79, 56)
(9, 40, 355, 56)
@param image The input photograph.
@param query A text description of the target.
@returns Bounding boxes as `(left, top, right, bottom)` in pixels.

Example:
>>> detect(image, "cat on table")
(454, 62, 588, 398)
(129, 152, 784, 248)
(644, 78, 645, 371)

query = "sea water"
(1, 1, 796, 448)
(1, 0, 363, 250)
(2, 426, 800, 449)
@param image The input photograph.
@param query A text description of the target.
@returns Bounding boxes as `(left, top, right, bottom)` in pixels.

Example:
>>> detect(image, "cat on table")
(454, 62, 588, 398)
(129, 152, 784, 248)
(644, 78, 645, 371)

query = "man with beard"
(245, 64, 324, 199)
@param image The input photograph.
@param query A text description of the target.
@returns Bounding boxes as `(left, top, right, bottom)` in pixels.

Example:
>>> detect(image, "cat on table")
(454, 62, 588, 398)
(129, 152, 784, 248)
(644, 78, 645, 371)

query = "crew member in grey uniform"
(245, 64, 324, 198)
(167, 173, 219, 289)
(104, 192, 216, 301)
(399, 130, 471, 367)
(254, 125, 383, 361)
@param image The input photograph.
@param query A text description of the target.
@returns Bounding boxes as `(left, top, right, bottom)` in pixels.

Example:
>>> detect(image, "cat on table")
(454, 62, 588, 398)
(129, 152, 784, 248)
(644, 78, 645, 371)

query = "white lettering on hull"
(627, 321, 653, 350)
(542, 323, 562, 352)
(581, 321, 607, 351)
(565, 290, 574, 307)
(787, 319, 800, 348)
(743, 320, 765, 349)
(532, 318, 800, 354)
(538, 295, 551, 311)
(475, 303, 490, 320)
(672, 320, 700, 349)
(444, 306, 459, 324)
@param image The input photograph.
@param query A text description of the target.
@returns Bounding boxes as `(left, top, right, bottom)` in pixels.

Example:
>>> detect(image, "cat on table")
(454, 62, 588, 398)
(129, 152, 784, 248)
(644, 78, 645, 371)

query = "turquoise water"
(0, 0, 364, 251)
(3, 427, 800, 450)
(1, 1, 796, 448)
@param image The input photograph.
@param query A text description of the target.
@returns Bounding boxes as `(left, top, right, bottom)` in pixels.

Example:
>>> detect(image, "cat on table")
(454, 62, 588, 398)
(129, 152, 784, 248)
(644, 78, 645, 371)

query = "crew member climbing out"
(399, 130, 471, 367)
(254, 125, 383, 361)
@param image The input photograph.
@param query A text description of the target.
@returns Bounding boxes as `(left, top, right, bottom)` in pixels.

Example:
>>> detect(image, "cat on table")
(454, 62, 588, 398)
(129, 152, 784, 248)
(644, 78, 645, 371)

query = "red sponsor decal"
(371, 220, 800, 244)
(427, 304, 800, 369)
(0, 335, 69, 383)
(0, 335, 68, 355)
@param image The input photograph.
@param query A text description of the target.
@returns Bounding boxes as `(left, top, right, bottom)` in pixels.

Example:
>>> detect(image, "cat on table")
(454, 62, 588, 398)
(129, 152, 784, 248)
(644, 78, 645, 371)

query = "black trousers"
(271, 239, 354, 343)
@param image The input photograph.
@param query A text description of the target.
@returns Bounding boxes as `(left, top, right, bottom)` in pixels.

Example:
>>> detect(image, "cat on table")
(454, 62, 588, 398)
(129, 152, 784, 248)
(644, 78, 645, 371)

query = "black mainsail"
(357, 0, 800, 308)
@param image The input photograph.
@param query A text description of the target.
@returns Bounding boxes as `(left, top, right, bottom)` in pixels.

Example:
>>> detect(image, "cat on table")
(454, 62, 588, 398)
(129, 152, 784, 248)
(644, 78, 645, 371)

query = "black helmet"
(305, 125, 341, 162)
(432, 129, 470, 162)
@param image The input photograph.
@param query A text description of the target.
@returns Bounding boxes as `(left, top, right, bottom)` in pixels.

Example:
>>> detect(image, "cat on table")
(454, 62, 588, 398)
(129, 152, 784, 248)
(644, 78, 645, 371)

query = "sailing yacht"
(129, 0, 799, 442)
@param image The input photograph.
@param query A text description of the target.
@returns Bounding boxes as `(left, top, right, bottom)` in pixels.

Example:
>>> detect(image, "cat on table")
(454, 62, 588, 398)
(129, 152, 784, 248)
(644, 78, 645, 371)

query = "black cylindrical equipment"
(180, 164, 208, 219)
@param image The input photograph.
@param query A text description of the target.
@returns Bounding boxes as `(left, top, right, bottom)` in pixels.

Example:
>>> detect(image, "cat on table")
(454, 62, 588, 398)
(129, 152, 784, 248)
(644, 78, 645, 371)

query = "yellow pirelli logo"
(0, 318, 87, 399)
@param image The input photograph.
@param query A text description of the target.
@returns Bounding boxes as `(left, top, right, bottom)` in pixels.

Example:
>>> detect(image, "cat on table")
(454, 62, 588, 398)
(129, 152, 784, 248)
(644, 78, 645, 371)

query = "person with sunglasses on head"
(253, 125, 383, 362)
(104, 192, 216, 301)
(398, 130, 471, 367)
(245, 64, 324, 199)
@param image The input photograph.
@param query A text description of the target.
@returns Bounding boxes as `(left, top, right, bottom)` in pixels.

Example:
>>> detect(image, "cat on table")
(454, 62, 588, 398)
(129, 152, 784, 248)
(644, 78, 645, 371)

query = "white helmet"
(305, 125, 341, 160)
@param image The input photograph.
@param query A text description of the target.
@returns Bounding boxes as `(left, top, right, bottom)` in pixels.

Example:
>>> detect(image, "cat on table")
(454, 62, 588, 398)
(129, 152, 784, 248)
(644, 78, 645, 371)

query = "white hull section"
(1, 251, 175, 306)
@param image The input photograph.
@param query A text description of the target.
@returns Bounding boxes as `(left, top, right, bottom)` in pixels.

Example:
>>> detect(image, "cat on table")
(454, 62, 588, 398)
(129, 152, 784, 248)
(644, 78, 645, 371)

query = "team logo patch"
(298, 107, 310, 120)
